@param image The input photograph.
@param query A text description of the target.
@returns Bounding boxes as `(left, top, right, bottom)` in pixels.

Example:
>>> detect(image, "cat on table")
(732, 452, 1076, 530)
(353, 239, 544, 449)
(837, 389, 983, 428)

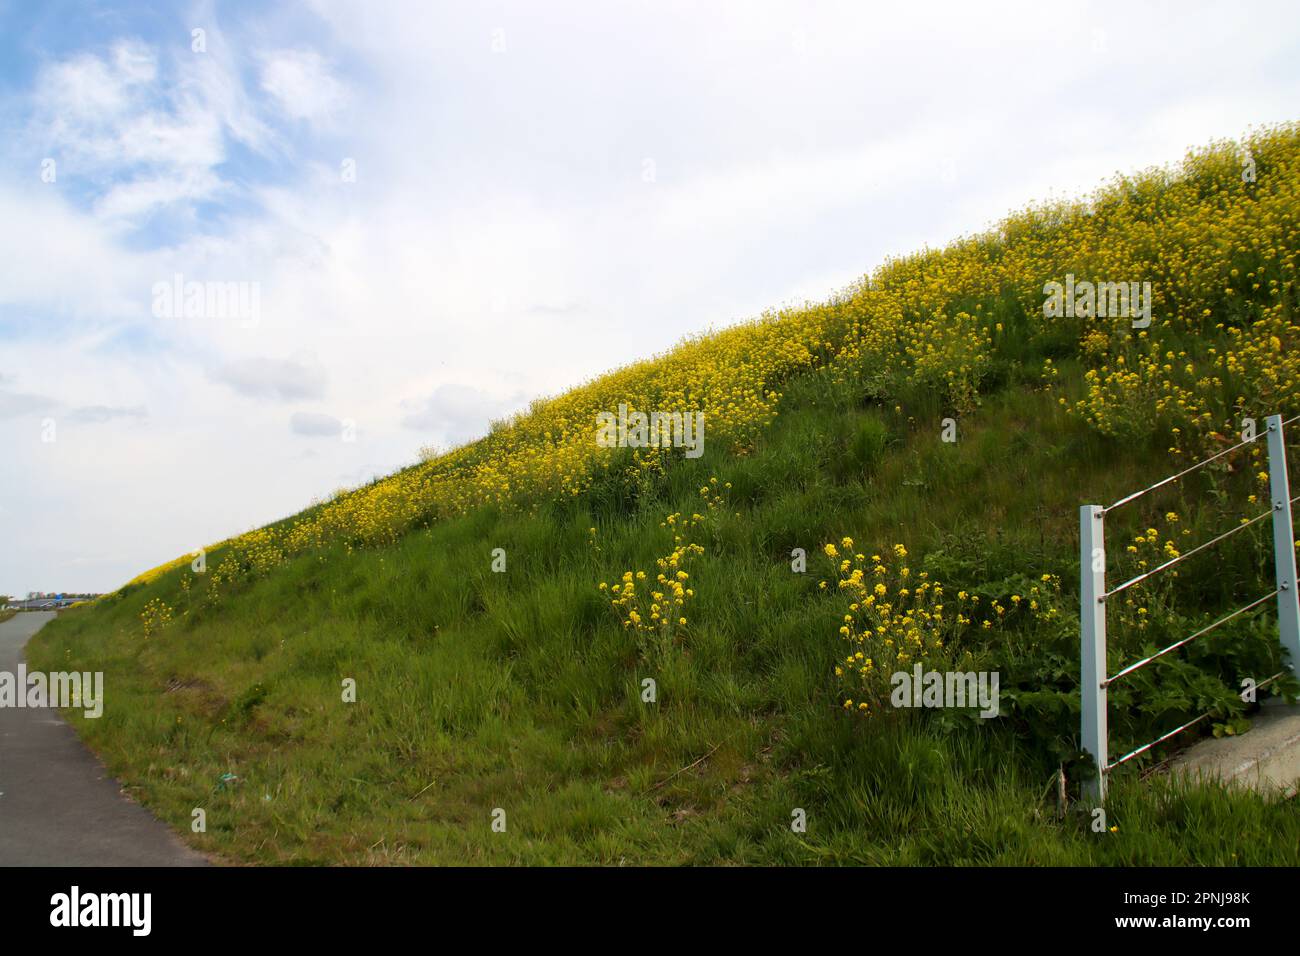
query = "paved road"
(0, 611, 206, 866)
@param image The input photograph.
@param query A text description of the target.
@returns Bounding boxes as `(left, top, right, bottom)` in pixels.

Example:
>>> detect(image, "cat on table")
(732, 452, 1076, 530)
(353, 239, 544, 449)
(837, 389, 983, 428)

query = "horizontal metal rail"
(1107, 714, 1210, 770)
(1105, 669, 1288, 772)
(1103, 412, 1300, 515)
(1102, 509, 1271, 601)
(1104, 437, 1259, 514)
(1102, 590, 1279, 688)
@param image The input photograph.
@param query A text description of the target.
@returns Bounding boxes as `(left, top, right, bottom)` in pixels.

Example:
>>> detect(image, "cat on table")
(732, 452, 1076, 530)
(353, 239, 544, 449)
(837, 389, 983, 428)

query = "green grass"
(29, 353, 1300, 865)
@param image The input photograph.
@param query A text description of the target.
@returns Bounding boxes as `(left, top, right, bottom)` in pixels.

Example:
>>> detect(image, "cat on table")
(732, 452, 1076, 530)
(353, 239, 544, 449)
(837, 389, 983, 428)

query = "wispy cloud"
(26, 26, 273, 229)
(65, 404, 148, 425)
(0, 386, 56, 420)
(258, 49, 349, 123)
(289, 410, 343, 437)
(400, 383, 526, 443)
(209, 356, 328, 402)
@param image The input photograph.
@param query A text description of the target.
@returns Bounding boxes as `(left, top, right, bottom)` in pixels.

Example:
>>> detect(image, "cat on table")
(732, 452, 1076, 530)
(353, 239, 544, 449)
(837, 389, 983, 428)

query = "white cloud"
(0, 387, 56, 421)
(400, 383, 527, 443)
(112, 41, 159, 85)
(64, 405, 148, 425)
(96, 167, 225, 221)
(25, 27, 271, 227)
(210, 356, 328, 402)
(290, 411, 343, 437)
(34, 42, 148, 125)
(259, 50, 349, 122)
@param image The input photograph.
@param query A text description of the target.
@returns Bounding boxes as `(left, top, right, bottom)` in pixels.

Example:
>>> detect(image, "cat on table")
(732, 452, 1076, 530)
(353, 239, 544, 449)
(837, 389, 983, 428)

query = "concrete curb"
(1170, 699, 1300, 799)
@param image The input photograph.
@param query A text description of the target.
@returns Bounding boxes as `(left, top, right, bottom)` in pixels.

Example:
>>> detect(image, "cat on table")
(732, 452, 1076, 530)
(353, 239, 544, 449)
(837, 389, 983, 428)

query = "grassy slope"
(32, 365, 1300, 865)
(29, 128, 1300, 865)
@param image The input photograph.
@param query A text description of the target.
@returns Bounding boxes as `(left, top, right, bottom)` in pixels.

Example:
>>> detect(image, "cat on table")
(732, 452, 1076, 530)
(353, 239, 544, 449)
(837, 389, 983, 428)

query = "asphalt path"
(0, 611, 206, 866)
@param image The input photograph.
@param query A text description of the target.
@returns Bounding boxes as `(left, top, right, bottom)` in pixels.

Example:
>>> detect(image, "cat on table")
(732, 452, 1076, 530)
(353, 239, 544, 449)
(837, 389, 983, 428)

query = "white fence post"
(1080, 504, 1108, 802)
(1266, 415, 1300, 680)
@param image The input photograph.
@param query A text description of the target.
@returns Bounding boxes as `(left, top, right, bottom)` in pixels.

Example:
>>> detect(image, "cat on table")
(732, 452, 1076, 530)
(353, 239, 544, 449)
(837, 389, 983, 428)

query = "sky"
(1, 0, 1298, 596)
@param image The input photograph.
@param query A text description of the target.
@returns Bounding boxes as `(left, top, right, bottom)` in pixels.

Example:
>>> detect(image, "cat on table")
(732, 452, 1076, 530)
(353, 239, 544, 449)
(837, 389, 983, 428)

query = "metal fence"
(1079, 413, 1300, 801)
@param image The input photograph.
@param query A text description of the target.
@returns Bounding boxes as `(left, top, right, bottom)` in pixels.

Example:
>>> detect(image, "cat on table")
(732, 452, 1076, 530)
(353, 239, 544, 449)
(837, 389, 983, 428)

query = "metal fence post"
(1080, 504, 1108, 802)
(1266, 415, 1300, 680)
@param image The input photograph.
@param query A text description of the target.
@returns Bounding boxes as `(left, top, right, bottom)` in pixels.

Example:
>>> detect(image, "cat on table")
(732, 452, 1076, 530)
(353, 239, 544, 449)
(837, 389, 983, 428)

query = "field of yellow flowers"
(30, 124, 1300, 865)
(123, 125, 1300, 604)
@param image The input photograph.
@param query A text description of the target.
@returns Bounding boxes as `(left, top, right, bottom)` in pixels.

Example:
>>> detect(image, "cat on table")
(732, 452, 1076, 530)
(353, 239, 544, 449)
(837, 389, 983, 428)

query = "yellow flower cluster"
(139, 597, 173, 638)
(1035, 126, 1300, 457)
(602, 537, 701, 645)
(599, 481, 729, 657)
(824, 541, 960, 715)
(1066, 339, 1211, 442)
(1115, 512, 1192, 633)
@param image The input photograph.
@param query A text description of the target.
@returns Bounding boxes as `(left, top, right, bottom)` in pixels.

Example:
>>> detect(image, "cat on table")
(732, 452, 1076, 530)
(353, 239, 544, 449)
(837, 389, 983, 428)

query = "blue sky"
(2, 0, 1299, 596)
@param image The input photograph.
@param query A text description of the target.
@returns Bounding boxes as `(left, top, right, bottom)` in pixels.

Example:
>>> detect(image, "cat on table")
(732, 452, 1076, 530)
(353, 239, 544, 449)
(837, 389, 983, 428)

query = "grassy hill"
(30, 124, 1300, 864)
